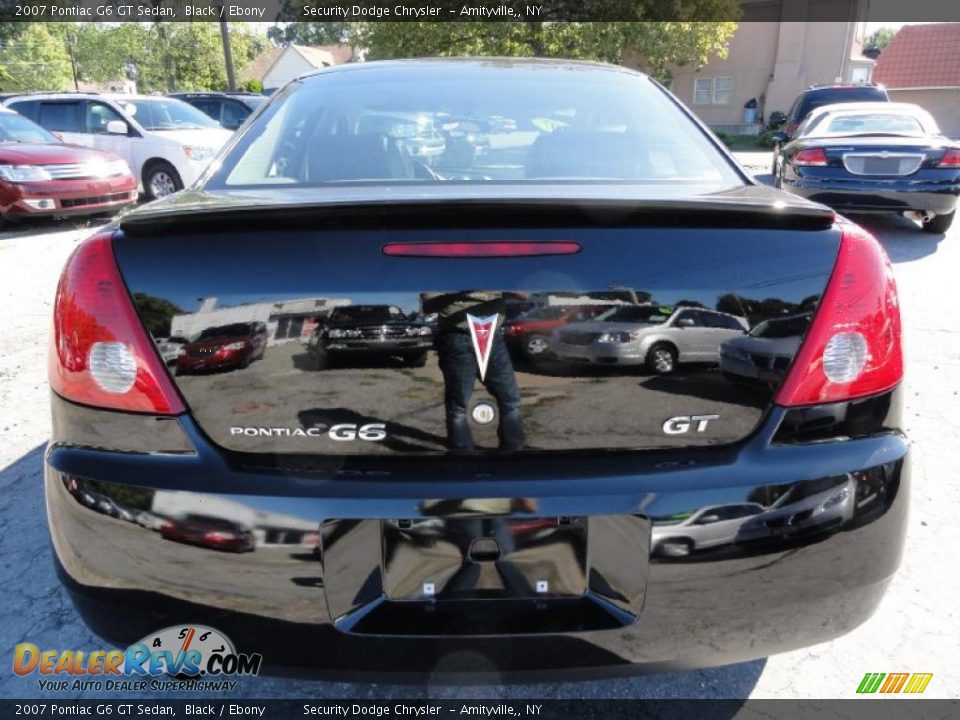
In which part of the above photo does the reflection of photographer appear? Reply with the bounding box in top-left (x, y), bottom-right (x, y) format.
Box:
top-left (423, 292), bottom-right (525, 452)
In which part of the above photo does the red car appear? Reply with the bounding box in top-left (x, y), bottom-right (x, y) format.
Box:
top-left (175, 321), bottom-right (268, 374)
top-left (0, 108), bottom-right (137, 223)
top-left (160, 514), bottom-right (256, 553)
top-left (504, 305), bottom-right (614, 357)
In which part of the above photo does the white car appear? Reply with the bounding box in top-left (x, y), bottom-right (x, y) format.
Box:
top-left (651, 503), bottom-right (766, 557)
top-left (2, 93), bottom-right (233, 199)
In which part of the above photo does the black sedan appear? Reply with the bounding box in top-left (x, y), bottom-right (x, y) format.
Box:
top-left (774, 102), bottom-right (959, 233)
top-left (46, 59), bottom-right (907, 678)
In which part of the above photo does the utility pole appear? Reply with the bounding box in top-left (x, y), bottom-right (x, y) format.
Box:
top-left (66, 32), bottom-right (79, 91)
top-left (218, 11), bottom-right (236, 91)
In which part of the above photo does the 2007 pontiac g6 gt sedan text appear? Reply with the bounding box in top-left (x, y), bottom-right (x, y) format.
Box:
top-left (46, 59), bottom-right (907, 679)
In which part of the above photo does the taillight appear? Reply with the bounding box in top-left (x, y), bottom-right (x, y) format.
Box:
top-left (792, 148), bottom-right (829, 167)
top-left (937, 148), bottom-right (960, 167)
top-left (49, 232), bottom-right (184, 414)
top-left (776, 222), bottom-right (902, 407)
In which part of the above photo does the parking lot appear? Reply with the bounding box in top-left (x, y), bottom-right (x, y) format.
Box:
top-left (1, 164), bottom-right (957, 698)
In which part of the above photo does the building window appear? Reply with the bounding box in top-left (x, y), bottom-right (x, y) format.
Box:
top-left (694, 77), bottom-right (732, 105)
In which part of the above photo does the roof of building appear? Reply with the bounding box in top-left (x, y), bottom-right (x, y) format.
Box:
top-left (873, 23), bottom-right (960, 89)
top-left (239, 45), bottom-right (284, 84)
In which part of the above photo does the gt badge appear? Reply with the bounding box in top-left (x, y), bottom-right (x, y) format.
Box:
top-left (466, 313), bottom-right (499, 381)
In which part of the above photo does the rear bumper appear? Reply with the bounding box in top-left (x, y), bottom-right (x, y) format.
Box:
top-left (551, 341), bottom-right (644, 365)
top-left (45, 397), bottom-right (908, 679)
top-left (783, 175), bottom-right (960, 214)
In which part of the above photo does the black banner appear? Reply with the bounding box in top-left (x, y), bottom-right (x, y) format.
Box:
top-left (1, 0), bottom-right (959, 23)
top-left (2, 700), bottom-right (960, 719)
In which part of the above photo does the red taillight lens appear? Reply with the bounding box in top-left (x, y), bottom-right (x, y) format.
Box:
top-left (937, 148), bottom-right (960, 167)
top-left (792, 148), bottom-right (829, 167)
top-left (49, 232), bottom-right (184, 414)
top-left (776, 222), bottom-right (902, 407)
top-left (383, 242), bottom-right (581, 258)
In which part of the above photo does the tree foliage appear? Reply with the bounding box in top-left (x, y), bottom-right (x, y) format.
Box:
top-left (865, 27), bottom-right (896, 51)
top-left (0, 22), bottom-right (266, 93)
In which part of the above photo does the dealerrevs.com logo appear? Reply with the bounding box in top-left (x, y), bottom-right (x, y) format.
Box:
top-left (13, 625), bottom-right (262, 692)
top-left (857, 672), bottom-right (934, 694)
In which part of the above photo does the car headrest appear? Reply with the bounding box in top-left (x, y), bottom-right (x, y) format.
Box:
top-left (308, 133), bottom-right (413, 182)
top-left (526, 130), bottom-right (643, 180)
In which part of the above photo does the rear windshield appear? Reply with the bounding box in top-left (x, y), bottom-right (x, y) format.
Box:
top-left (801, 88), bottom-right (885, 118)
top-left (807, 113), bottom-right (927, 138)
top-left (211, 64), bottom-right (741, 189)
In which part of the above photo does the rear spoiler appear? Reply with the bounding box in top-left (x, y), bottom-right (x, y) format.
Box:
top-left (121, 195), bottom-right (836, 237)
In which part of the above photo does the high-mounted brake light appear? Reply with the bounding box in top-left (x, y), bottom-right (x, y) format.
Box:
top-left (937, 148), bottom-right (960, 167)
top-left (49, 232), bottom-right (184, 414)
top-left (383, 242), bottom-right (581, 258)
top-left (776, 222), bottom-right (902, 407)
top-left (793, 148), bottom-right (829, 167)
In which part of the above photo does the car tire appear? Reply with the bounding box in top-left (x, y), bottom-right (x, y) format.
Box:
top-left (144, 161), bottom-right (183, 201)
top-left (646, 342), bottom-right (677, 375)
top-left (311, 349), bottom-right (330, 371)
top-left (659, 539), bottom-right (693, 558)
top-left (523, 334), bottom-right (550, 357)
top-left (922, 210), bottom-right (955, 234)
top-left (406, 351), bottom-right (428, 368)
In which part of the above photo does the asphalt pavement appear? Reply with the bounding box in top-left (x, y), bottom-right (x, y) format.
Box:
top-left (1, 164), bottom-right (956, 698)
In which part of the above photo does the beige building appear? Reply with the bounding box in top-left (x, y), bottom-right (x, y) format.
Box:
top-left (646, 0), bottom-right (875, 132)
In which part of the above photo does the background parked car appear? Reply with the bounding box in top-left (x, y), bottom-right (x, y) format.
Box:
top-left (772, 83), bottom-right (889, 174)
top-left (2, 93), bottom-right (232, 200)
top-left (169, 91), bottom-right (267, 130)
top-left (0, 107), bottom-right (136, 224)
top-left (552, 305), bottom-right (748, 374)
top-left (774, 103), bottom-right (959, 233)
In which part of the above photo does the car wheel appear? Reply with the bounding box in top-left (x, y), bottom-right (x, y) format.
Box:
top-left (646, 343), bottom-right (677, 375)
top-left (922, 210), bottom-right (955, 234)
top-left (659, 539), bottom-right (693, 558)
top-left (144, 162), bottom-right (183, 201)
top-left (406, 351), bottom-right (428, 368)
top-left (524, 334), bottom-right (550, 357)
top-left (311, 349), bottom-right (330, 371)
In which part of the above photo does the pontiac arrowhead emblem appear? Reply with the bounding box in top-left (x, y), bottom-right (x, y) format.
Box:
top-left (466, 313), bottom-right (499, 381)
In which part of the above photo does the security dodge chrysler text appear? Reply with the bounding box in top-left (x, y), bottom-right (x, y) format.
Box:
top-left (46, 60), bottom-right (907, 678)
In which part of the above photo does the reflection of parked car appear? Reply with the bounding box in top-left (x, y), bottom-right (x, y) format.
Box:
top-left (552, 306), bottom-right (747, 374)
top-left (135, 511), bottom-right (168, 531)
top-left (160, 514), bottom-right (256, 553)
top-left (774, 103), bottom-right (959, 233)
top-left (720, 313), bottom-right (812, 384)
top-left (738, 476), bottom-right (856, 543)
top-left (0, 107), bottom-right (136, 223)
top-left (505, 305), bottom-right (613, 357)
top-left (651, 504), bottom-right (765, 557)
top-left (356, 113), bottom-right (445, 161)
top-left (306, 305), bottom-right (433, 370)
top-left (175, 322), bottom-right (267, 374)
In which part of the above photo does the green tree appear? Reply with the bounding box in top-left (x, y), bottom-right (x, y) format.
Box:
top-left (865, 27), bottom-right (896, 51)
top-left (0, 23), bottom-right (73, 92)
top-left (132, 293), bottom-right (185, 338)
